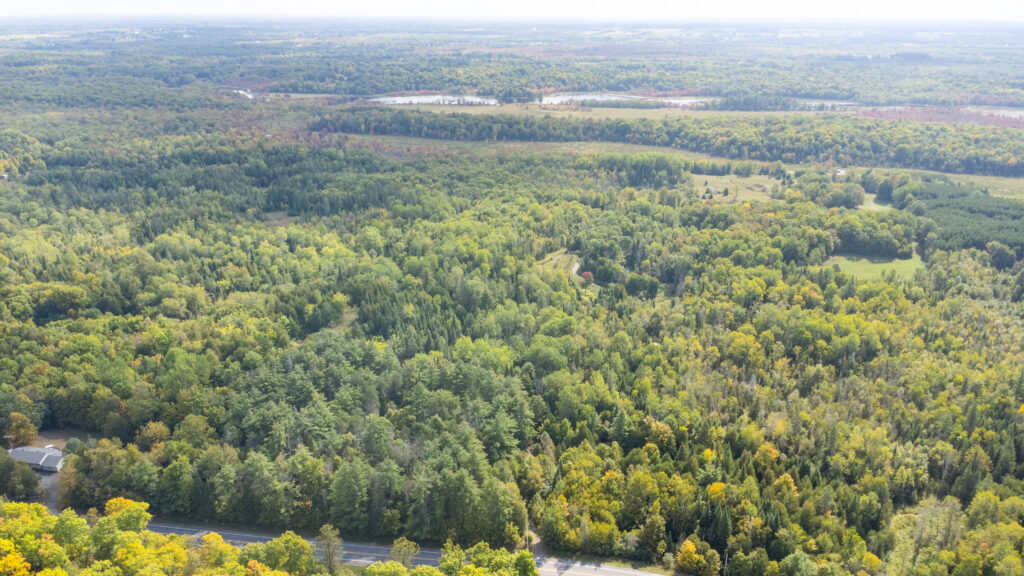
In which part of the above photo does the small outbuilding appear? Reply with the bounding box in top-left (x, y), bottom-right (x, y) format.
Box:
top-left (8, 446), bottom-right (65, 472)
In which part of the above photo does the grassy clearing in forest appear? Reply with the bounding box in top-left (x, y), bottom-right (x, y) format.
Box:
top-left (31, 428), bottom-right (87, 450)
top-left (944, 173), bottom-right (1024, 201)
top-left (374, 102), bottom-right (817, 121)
top-left (343, 133), bottom-right (727, 160)
top-left (846, 168), bottom-right (1024, 202)
top-left (345, 134), bottom-right (1024, 207)
top-left (539, 249), bottom-right (601, 296)
top-left (858, 193), bottom-right (892, 211)
top-left (696, 173), bottom-right (776, 203)
top-left (824, 254), bottom-right (924, 281)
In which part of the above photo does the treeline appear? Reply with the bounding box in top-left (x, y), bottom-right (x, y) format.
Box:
top-left (59, 333), bottom-right (530, 547)
top-left (698, 96), bottom-right (801, 111)
top-left (0, 498), bottom-right (540, 576)
top-left (0, 499), bottom-right (327, 576)
top-left (311, 108), bottom-right (1024, 177)
top-left (883, 176), bottom-right (1024, 254)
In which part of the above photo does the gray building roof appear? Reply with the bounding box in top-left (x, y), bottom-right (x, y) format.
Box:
top-left (8, 446), bottom-right (64, 470)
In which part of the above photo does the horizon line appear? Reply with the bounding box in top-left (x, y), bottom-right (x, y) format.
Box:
top-left (3, 15), bottom-right (1024, 26)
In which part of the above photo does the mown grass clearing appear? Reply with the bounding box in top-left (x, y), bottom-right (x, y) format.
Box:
top-left (824, 254), bottom-right (924, 281)
top-left (858, 193), bottom-right (892, 211)
top-left (32, 428), bottom-right (87, 450)
top-left (697, 174), bottom-right (776, 203)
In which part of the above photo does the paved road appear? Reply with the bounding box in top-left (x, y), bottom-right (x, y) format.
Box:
top-left (146, 522), bottom-right (662, 576)
top-left (37, 472), bottom-right (60, 512)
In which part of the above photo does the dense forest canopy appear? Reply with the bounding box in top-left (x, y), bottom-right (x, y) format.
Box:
top-left (0, 19), bottom-right (1023, 576)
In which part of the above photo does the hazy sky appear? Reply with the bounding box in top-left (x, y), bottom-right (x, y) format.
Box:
top-left (5, 0), bottom-right (1024, 22)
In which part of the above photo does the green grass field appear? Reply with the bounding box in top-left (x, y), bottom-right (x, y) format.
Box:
top-left (823, 254), bottom-right (924, 281)
top-left (943, 173), bottom-right (1024, 201)
top-left (343, 133), bottom-right (731, 160)
top-left (858, 193), bottom-right (892, 211)
top-left (385, 102), bottom-right (816, 121)
top-left (697, 174), bottom-right (776, 203)
top-left (843, 168), bottom-right (1024, 202)
top-left (348, 135), bottom-right (782, 204)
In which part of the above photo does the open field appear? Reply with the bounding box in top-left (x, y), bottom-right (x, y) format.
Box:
top-left (698, 173), bottom-right (776, 203)
top-left (31, 428), bottom-right (87, 450)
top-left (344, 107), bottom-right (1024, 199)
top-left (852, 167), bottom-right (1024, 201)
top-left (941, 173), bottom-right (1024, 201)
top-left (823, 254), bottom-right (925, 281)
top-left (267, 92), bottom-right (347, 100)
top-left (348, 134), bottom-right (780, 203)
top-left (347, 134), bottom-right (1024, 210)
top-left (859, 193), bottom-right (892, 211)
top-left (347, 134), bottom-right (1024, 204)
top-left (343, 133), bottom-right (729, 161)
top-left (374, 102), bottom-right (819, 121)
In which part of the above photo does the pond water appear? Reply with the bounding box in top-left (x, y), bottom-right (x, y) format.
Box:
top-left (658, 97), bottom-right (713, 106)
top-left (967, 106), bottom-right (1024, 119)
top-left (796, 99), bottom-right (858, 108)
top-left (542, 93), bottom-right (643, 104)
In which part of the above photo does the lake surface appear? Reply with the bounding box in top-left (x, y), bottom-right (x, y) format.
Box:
top-left (796, 99), bottom-right (858, 108)
top-left (657, 97), bottom-right (713, 106)
top-left (967, 106), bottom-right (1024, 119)
top-left (542, 93), bottom-right (643, 104)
